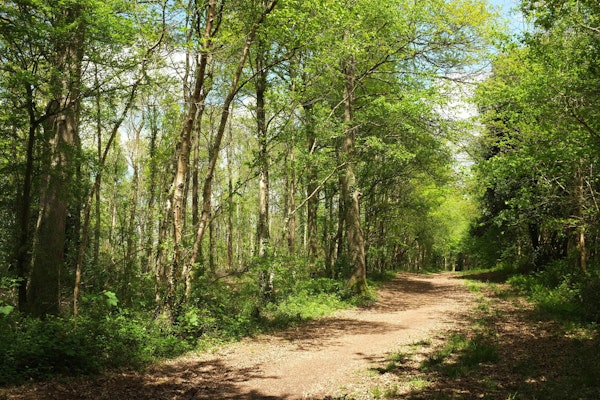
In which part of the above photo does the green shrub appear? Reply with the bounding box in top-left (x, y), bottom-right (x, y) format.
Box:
top-left (507, 260), bottom-right (600, 321)
top-left (0, 309), bottom-right (192, 386)
top-left (265, 291), bottom-right (346, 323)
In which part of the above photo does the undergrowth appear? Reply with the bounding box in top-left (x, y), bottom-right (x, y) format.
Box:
top-left (0, 259), bottom-right (390, 387)
top-left (506, 260), bottom-right (600, 323)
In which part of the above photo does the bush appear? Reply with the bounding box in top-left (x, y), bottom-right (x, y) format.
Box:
top-left (507, 260), bottom-right (600, 322)
top-left (0, 310), bottom-right (192, 386)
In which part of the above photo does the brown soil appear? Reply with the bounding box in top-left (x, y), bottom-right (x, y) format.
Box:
top-left (1, 273), bottom-right (476, 400)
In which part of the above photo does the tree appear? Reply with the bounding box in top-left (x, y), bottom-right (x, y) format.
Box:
top-left (472, 0), bottom-right (600, 272)
top-left (27, 1), bottom-right (86, 317)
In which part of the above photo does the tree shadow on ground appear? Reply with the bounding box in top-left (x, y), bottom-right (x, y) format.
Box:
top-left (269, 273), bottom-right (465, 348)
top-left (368, 286), bottom-right (600, 400)
top-left (1, 358), bottom-right (288, 400)
top-left (269, 318), bottom-right (406, 350)
top-left (365, 273), bottom-right (468, 313)
top-left (1, 273), bottom-right (471, 400)
top-left (453, 269), bottom-right (512, 284)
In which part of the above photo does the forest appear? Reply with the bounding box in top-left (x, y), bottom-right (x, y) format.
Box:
top-left (1, 0), bottom-right (599, 395)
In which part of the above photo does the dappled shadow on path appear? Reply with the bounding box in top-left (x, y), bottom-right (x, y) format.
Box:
top-left (269, 273), bottom-right (465, 349)
top-left (366, 273), bottom-right (466, 313)
top-left (367, 287), bottom-right (600, 400)
top-left (270, 318), bottom-right (405, 351)
top-left (2, 358), bottom-right (289, 400)
top-left (453, 269), bottom-right (511, 284)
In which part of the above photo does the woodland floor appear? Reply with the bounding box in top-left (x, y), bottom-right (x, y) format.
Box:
top-left (2, 272), bottom-right (599, 399)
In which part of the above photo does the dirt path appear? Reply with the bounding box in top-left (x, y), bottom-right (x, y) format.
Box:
top-left (4, 273), bottom-right (475, 400)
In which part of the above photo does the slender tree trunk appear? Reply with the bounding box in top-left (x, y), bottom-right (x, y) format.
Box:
top-left (209, 212), bottom-right (216, 272)
top-left (255, 37), bottom-right (272, 301)
top-left (255, 44), bottom-right (270, 260)
top-left (192, 115), bottom-right (201, 228)
top-left (303, 103), bottom-right (319, 258)
top-left (110, 162), bottom-right (118, 245)
top-left (285, 139), bottom-right (296, 254)
top-left (142, 106), bottom-right (159, 274)
top-left (227, 115), bottom-right (234, 270)
top-left (93, 69), bottom-right (102, 269)
top-left (335, 174), bottom-right (345, 265)
top-left (341, 55), bottom-right (367, 295)
top-left (324, 185), bottom-right (336, 277)
top-left (575, 162), bottom-right (587, 273)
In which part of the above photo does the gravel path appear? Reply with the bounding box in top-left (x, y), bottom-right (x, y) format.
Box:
top-left (4, 273), bottom-right (475, 400)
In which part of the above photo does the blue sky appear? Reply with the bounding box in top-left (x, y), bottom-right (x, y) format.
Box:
top-left (489, 0), bottom-right (527, 33)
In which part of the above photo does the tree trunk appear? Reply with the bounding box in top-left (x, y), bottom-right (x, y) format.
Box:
top-left (341, 55), bottom-right (367, 295)
top-left (28, 5), bottom-right (84, 317)
top-left (192, 112), bottom-right (202, 228)
top-left (227, 115), bottom-right (235, 270)
top-left (15, 83), bottom-right (39, 311)
top-left (303, 103), bottom-right (319, 259)
top-left (93, 69), bottom-right (102, 269)
top-left (324, 184), bottom-right (337, 277)
top-left (256, 51), bottom-right (270, 259)
top-left (142, 106), bottom-right (159, 274)
top-left (123, 118), bottom-right (143, 303)
top-left (335, 177), bottom-right (345, 269)
top-left (285, 139), bottom-right (296, 254)
top-left (255, 31), bottom-right (273, 301)
top-left (575, 162), bottom-right (587, 273)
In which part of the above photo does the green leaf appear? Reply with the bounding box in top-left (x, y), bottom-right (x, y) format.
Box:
top-left (103, 291), bottom-right (119, 308)
top-left (0, 305), bottom-right (14, 316)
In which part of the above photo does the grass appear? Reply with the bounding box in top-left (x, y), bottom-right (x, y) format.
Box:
top-left (410, 339), bottom-right (431, 347)
top-left (373, 351), bottom-right (408, 374)
top-left (420, 332), bottom-right (498, 377)
top-left (406, 377), bottom-right (430, 391)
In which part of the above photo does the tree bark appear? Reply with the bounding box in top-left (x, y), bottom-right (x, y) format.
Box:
top-left (255, 32), bottom-right (273, 301)
top-left (255, 41), bottom-right (270, 259)
top-left (14, 83), bottom-right (41, 311)
top-left (303, 103), bottom-right (319, 259)
top-left (285, 139), bottom-right (297, 254)
top-left (28, 4), bottom-right (84, 317)
top-left (323, 184), bottom-right (334, 276)
top-left (227, 114), bottom-right (235, 270)
top-left (341, 55), bottom-right (367, 295)
top-left (142, 106), bottom-right (159, 274)
top-left (575, 162), bottom-right (587, 273)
